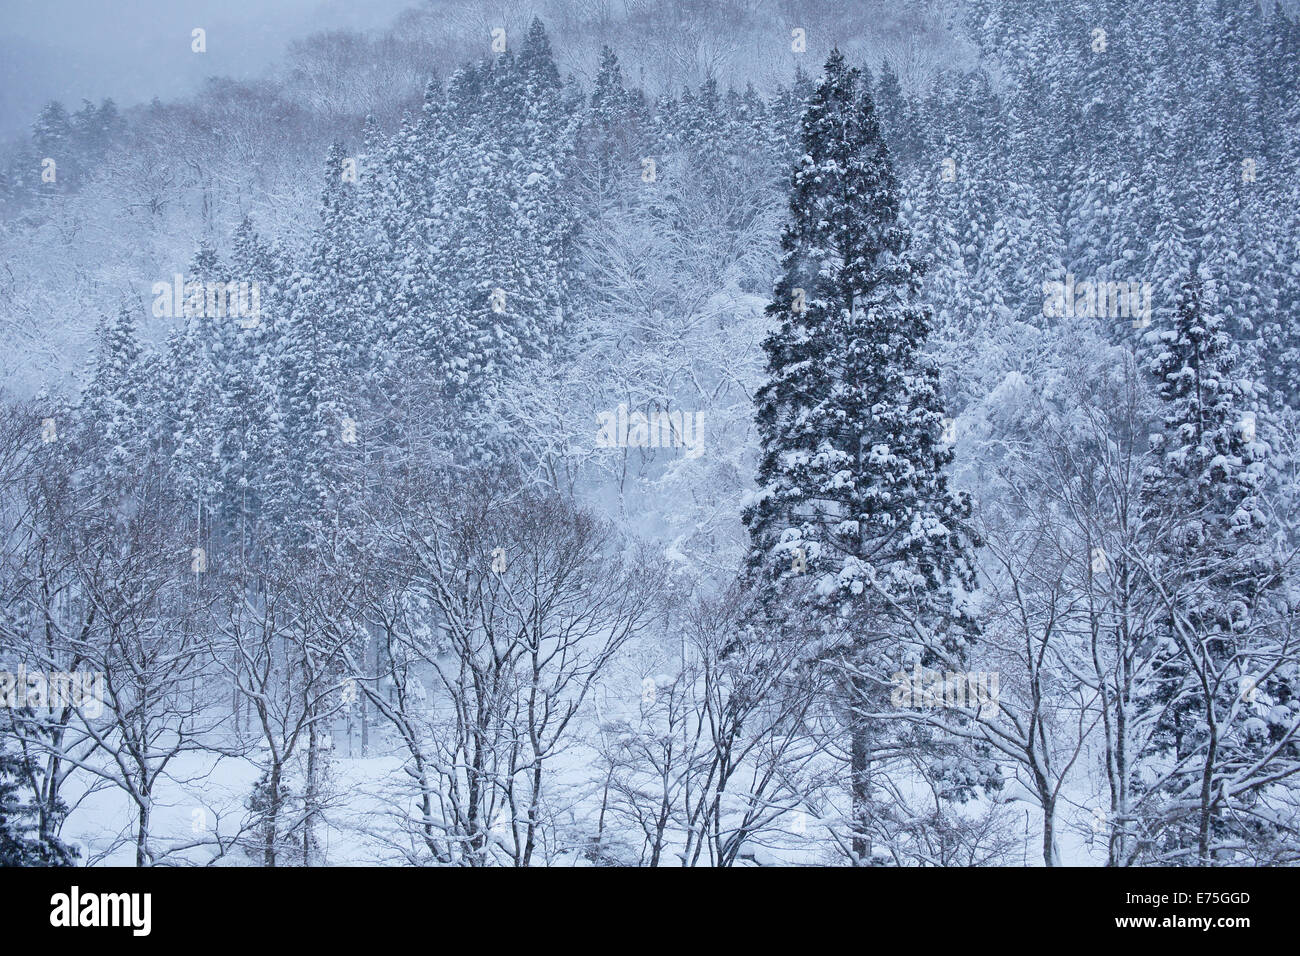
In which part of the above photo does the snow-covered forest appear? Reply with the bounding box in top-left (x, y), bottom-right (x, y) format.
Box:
top-left (2, 0), bottom-right (1299, 867)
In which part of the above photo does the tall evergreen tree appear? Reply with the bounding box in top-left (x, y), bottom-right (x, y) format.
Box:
top-left (267, 144), bottom-right (360, 545)
top-left (1145, 259), bottom-right (1265, 539)
top-left (1139, 257), bottom-right (1281, 862)
top-left (157, 239), bottom-right (228, 560)
top-left (221, 216), bottom-right (281, 554)
top-left (743, 50), bottom-right (980, 865)
top-left (79, 304), bottom-right (146, 489)
top-left (576, 47), bottom-right (652, 199)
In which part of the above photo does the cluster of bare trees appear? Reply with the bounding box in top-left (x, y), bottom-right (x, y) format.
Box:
top-left (0, 391), bottom-right (849, 866)
top-left (928, 340), bottom-right (1300, 866)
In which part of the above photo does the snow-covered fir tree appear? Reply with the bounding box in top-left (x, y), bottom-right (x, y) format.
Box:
top-left (743, 50), bottom-right (982, 865)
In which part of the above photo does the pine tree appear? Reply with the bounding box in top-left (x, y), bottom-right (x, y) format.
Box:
top-left (221, 216), bottom-right (280, 553)
top-left (31, 101), bottom-right (72, 194)
top-left (79, 304), bottom-right (146, 489)
top-left (510, 18), bottom-right (576, 350)
top-left (0, 745), bottom-right (77, 866)
top-left (156, 239), bottom-right (230, 566)
top-left (385, 79), bottom-right (460, 370)
top-left (266, 144), bottom-right (365, 546)
top-left (769, 65), bottom-right (815, 170)
top-left (1139, 257), bottom-right (1278, 862)
top-left (577, 47), bottom-right (652, 199)
top-left (875, 60), bottom-right (920, 169)
top-left (743, 50), bottom-right (980, 865)
top-left (1145, 259), bottom-right (1264, 536)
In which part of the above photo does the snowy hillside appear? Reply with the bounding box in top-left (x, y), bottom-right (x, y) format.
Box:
top-left (2, 0), bottom-right (1299, 869)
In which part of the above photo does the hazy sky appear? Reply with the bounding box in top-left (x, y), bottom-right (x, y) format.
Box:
top-left (0, 0), bottom-right (416, 140)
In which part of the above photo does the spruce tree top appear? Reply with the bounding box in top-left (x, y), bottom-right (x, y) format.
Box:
top-left (745, 50), bottom-right (977, 651)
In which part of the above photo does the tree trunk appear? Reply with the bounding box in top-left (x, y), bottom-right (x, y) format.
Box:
top-left (265, 762), bottom-right (282, 868)
top-left (1042, 798), bottom-right (1059, 867)
top-left (850, 673), bottom-right (872, 865)
top-left (135, 789), bottom-right (151, 867)
top-left (304, 723), bottom-right (318, 865)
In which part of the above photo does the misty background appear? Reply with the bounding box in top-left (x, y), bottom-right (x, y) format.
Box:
top-left (0, 0), bottom-right (416, 140)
